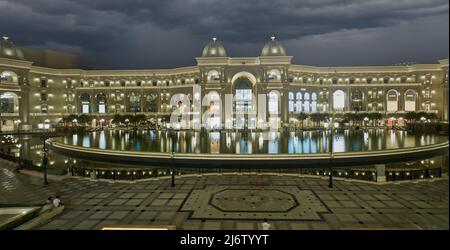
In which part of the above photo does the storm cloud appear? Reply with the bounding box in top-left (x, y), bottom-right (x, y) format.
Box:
top-left (0, 0), bottom-right (448, 69)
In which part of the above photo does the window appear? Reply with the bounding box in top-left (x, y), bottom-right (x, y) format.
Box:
top-left (288, 92), bottom-right (294, 113)
top-left (105, 81), bottom-right (110, 87)
top-left (129, 93), bottom-right (141, 112)
top-left (208, 70), bottom-right (220, 81)
top-left (367, 78), bottom-right (372, 84)
top-left (303, 93), bottom-right (310, 112)
top-left (40, 79), bottom-right (47, 88)
top-left (333, 90), bottom-right (345, 110)
top-left (96, 93), bottom-right (107, 113)
top-left (80, 93), bottom-right (90, 114)
top-left (349, 78), bottom-right (355, 84)
top-left (0, 92), bottom-right (19, 113)
top-left (383, 78), bottom-right (389, 84)
top-left (404, 90), bottom-right (416, 111)
top-left (295, 92), bottom-right (302, 113)
top-left (386, 90), bottom-right (399, 112)
top-left (136, 81), bottom-right (142, 87)
top-left (41, 105), bottom-right (48, 113)
top-left (268, 91), bottom-right (278, 114)
top-left (332, 79), bottom-right (337, 85)
top-left (311, 93), bottom-right (317, 112)
top-left (40, 93), bottom-right (48, 101)
top-left (120, 81), bottom-right (126, 87)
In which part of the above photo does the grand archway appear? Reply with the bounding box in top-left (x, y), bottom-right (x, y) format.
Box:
top-left (232, 72), bottom-right (256, 129)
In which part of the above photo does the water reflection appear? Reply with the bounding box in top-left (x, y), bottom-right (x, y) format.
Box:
top-left (56, 129), bottom-right (448, 155)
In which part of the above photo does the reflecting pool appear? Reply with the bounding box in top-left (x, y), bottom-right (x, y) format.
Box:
top-left (58, 129), bottom-right (448, 154)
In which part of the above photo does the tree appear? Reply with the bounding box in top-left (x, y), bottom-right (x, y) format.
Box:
top-left (368, 112), bottom-right (383, 126)
top-left (297, 112), bottom-right (309, 130)
top-left (404, 112), bottom-right (417, 124)
top-left (425, 113), bottom-right (438, 121)
top-left (344, 113), bottom-right (357, 125)
top-left (112, 114), bottom-right (124, 125)
top-left (132, 114), bottom-right (147, 126)
top-left (310, 113), bottom-right (328, 128)
top-left (77, 114), bottom-right (91, 126)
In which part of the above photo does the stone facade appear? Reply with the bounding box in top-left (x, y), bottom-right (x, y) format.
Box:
top-left (0, 37), bottom-right (448, 131)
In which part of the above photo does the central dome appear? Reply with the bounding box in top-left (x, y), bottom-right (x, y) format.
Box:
top-left (261, 36), bottom-right (286, 56)
top-left (0, 36), bottom-right (25, 60)
top-left (202, 37), bottom-right (227, 57)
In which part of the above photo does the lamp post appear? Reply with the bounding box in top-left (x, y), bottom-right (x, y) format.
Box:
top-left (328, 114), bottom-right (337, 189)
top-left (170, 128), bottom-right (176, 187)
top-left (40, 130), bottom-right (58, 186)
top-left (0, 100), bottom-right (4, 134)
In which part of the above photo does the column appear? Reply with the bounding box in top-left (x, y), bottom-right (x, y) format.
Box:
top-left (19, 87), bottom-right (32, 131)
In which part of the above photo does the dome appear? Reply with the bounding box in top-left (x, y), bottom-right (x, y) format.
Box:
top-left (0, 36), bottom-right (25, 60)
top-left (261, 36), bottom-right (286, 56)
top-left (202, 37), bottom-right (227, 57)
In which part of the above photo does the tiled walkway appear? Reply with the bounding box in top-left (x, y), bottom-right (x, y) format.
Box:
top-left (1, 163), bottom-right (448, 230)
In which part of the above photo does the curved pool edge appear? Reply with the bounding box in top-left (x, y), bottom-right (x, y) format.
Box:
top-left (46, 139), bottom-right (449, 168)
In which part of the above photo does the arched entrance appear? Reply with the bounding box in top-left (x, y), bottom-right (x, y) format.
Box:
top-left (232, 72), bottom-right (257, 129)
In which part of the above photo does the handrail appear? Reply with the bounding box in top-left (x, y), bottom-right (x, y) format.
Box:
top-left (47, 138), bottom-right (448, 161)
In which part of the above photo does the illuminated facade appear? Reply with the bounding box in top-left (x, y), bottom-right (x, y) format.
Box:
top-left (0, 36), bottom-right (448, 131)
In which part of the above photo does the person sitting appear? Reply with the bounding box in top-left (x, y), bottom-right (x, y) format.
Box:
top-left (53, 196), bottom-right (62, 208)
top-left (42, 196), bottom-right (54, 212)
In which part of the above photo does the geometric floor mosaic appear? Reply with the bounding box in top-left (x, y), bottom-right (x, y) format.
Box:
top-left (180, 186), bottom-right (330, 220)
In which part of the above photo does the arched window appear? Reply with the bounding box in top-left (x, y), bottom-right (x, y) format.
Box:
top-left (0, 71), bottom-right (19, 83)
top-left (295, 92), bottom-right (302, 112)
top-left (207, 70), bottom-right (220, 81)
top-left (303, 92), bottom-right (310, 112)
top-left (80, 93), bottom-right (90, 114)
top-left (351, 90), bottom-right (363, 111)
top-left (311, 92), bottom-right (317, 112)
top-left (129, 92), bottom-right (141, 112)
top-left (146, 93), bottom-right (158, 112)
top-left (404, 89), bottom-right (417, 111)
top-left (96, 93), bottom-right (107, 113)
top-left (267, 69), bottom-right (281, 81)
top-left (288, 92), bottom-right (294, 113)
top-left (386, 90), bottom-right (399, 112)
top-left (234, 77), bottom-right (253, 113)
top-left (0, 92), bottom-right (19, 113)
top-left (333, 90), bottom-right (345, 110)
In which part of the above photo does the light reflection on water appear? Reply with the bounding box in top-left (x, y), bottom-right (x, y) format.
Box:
top-left (56, 128), bottom-right (447, 155)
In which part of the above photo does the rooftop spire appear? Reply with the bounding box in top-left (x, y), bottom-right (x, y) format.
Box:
top-left (270, 36), bottom-right (276, 41)
top-left (212, 37), bottom-right (217, 42)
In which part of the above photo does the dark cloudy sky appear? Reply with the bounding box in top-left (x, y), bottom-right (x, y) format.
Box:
top-left (0, 0), bottom-right (448, 69)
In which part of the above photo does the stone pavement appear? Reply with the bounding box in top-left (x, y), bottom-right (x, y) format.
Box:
top-left (0, 164), bottom-right (448, 230)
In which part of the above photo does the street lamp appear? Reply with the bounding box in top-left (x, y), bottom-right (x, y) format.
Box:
top-left (40, 131), bottom-right (58, 186)
top-left (170, 128), bottom-right (177, 187)
top-left (328, 115), bottom-right (338, 188)
top-left (420, 116), bottom-right (426, 123)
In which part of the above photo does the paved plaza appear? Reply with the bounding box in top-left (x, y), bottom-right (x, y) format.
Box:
top-left (0, 162), bottom-right (448, 230)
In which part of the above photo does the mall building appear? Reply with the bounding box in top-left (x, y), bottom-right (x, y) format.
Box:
top-left (0, 36), bottom-right (448, 131)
